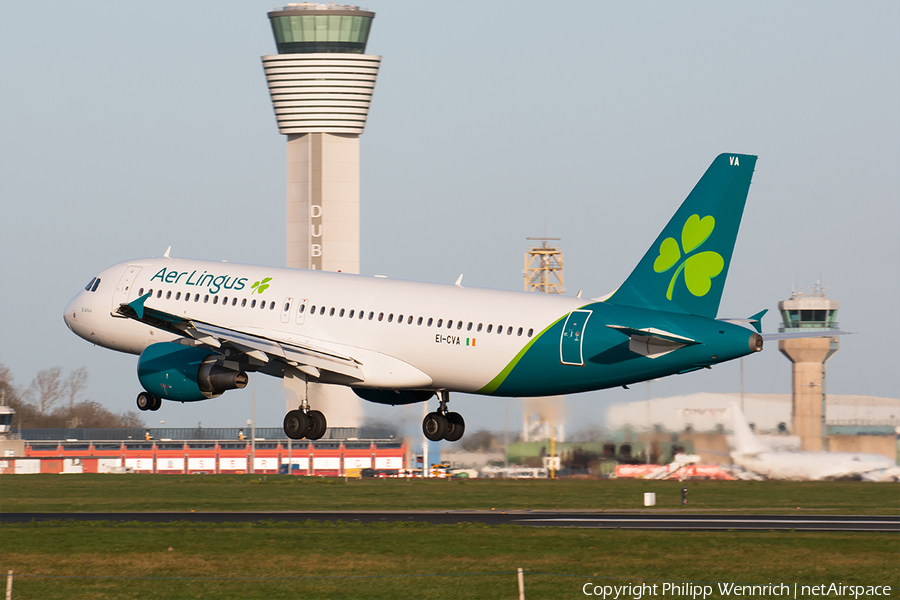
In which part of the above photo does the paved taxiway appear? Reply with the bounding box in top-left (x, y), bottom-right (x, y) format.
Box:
top-left (2, 512), bottom-right (896, 532)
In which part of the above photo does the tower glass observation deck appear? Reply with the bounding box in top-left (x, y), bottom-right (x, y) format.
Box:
top-left (268, 4), bottom-right (374, 54)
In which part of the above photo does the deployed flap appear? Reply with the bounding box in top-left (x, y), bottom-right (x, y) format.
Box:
top-left (607, 325), bottom-right (699, 359)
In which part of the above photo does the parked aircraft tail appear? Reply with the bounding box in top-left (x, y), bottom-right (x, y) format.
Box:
top-left (607, 153), bottom-right (757, 318)
top-left (729, 402), bottom-right (770, 456)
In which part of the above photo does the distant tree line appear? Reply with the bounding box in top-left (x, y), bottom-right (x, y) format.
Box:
top-left (0, 363), bottom-right (143, 429)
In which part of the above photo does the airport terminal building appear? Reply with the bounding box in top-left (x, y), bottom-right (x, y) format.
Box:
top-left (0, 427), bottom-right (406, 476)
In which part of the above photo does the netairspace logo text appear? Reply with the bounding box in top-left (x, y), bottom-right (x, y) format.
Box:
top-left (582, 582), bottom-right (895, 599)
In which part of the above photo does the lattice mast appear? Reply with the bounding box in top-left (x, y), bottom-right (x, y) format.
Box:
top-left (524, 237), bottom-right (564, 294)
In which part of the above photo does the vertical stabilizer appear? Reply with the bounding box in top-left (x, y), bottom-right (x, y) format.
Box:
top-left (730, 402), bottom-right (770, 456)
top-left (607, 154), bottom-right (757, 318)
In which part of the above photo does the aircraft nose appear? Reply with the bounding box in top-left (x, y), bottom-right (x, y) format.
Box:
top-left (64, 292), bottom-right (87, 332)
top-left (63, 296), bottom-right (78, 331)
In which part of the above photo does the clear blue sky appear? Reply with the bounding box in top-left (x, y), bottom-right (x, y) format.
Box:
top-left (1, 0), bottom-right (897, 436)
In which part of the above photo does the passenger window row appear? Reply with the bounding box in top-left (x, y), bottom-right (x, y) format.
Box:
top-left (137, 287), bottom-right (535, 338)
top-left (300, 303), bottom-right (534, 338)
top-left (138, 288), bottom-right (277, 311)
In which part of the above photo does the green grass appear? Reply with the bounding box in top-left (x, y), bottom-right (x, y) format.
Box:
top-left (1, 475), bottom-right (897, 599)
top-left (1, 474), bottom-right (898, 514)
top-left (1, 521), bottom-right (897, 600)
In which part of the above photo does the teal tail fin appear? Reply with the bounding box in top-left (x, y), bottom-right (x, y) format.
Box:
top-left (606, 153), bottom-right (757, 318)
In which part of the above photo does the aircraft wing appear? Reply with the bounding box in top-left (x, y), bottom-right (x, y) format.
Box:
top-left (116, 293), bottom-right (363, 381)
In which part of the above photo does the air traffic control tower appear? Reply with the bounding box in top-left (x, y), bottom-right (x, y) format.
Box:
top-left (778, 285), bottom-right (840, 452)
top-left (262, 3), bottom-right (380, 273)
top-left (261, 4), bottom-right (379, 427)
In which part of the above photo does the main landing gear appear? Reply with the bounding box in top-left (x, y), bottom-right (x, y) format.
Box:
top-left (136, 391), bottom-right (162, 412)
top-left (423, 390), bottom-right (465, 442)
top-left (283, 407), bottom-right (327, 441)
top-left (281, 368), bottom-right (328, 441)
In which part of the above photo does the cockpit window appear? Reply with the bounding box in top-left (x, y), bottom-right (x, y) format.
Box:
top-left (84, 278), bottom-right (96, 292)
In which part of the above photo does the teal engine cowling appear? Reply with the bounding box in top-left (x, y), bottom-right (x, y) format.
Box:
top-left (137, 342), bottom-right (248, 401)
top-left (352, 388), bottom-right (434, 406)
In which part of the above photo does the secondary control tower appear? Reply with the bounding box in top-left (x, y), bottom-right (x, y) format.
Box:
top-left (778, 284), bottom-right (840, 451)
top-left (262, 3), bottom-right (380, 273)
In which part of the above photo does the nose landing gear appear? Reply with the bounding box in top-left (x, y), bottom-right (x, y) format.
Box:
top-left (423, 390), bottom-right (465, 442)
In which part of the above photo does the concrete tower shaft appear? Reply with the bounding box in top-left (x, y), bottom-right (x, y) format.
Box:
top-left (779, 338), bottom-right (837, 452)
top-left (778, 287), bottom-right (840, 452)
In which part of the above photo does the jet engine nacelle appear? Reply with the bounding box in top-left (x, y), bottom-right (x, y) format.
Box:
top-left (352, 388), bottom-right (434, 406)
top-left (137, 342), bottom-right (248, 401)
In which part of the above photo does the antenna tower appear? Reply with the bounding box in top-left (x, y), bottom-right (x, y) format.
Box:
top-left (524, 237), bottom-right (564, 294)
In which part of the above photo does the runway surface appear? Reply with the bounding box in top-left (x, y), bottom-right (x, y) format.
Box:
top-left (2, 511), bottom-right (897, 532)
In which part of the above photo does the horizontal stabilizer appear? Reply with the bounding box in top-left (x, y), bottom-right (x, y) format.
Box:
top-left (718, 309), bottom-right (768, 333)
top-left (761, 330), bottom-right (852, 342)
top-left (607, 325), bottom-right (699, 359)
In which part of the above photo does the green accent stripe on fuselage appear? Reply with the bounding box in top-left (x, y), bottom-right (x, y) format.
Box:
top-left (477, 313), bottom-right (568, 395)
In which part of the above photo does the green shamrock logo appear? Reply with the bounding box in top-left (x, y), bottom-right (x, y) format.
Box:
top-left (250, 277), bottom-right (272, 295)
top-left (653, 214), bottom-right (724, 300)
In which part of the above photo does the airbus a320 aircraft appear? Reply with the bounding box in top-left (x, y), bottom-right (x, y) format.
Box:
top-left (66, 153), bottom-right (792, 442)
top-left (729, 403), bottom-right (900, 481)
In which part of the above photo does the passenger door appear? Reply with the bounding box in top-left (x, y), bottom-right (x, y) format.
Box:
top-left (111, 266), bottom-right (142, 315)
top-left (560, 310), bottom-right (591, 365)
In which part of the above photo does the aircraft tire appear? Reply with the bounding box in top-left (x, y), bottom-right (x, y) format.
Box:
top-left (444, 412), bottom-right (465, 442)
top-left (306, 410), bottom-right (327, 440)
top-left (149, 395), bottom-right (162, 411)
top-left (284, 410), bottom-right (309, 440)
top-left (136, 392), bottom-right (154, 412)
top-left (423, 412), bottom-right (448, 442)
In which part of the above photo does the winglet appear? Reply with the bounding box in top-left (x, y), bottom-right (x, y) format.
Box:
top-left (164, 246), bottom-right (172, 258)
top-left (123, 292), bottom-right (152, 320)
top-left (455, 274), bottom-right (464, 287)
top-left (748, 309), bottom-right (767, 333)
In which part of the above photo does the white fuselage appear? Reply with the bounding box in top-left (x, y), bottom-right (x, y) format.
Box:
top-left (64, 257), bottom-right (584, 394)
top-left (732, 451), bottom-right (899, 481)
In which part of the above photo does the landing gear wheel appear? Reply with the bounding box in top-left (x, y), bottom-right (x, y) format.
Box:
top-left (444, 412), bottom-right (465, 442)
top-left (149, 395), bottom-right (162, 411)
top-left (306, 410), bottom-right (327, 440)
top-left (284, 410), bottom-right (309, 440)
top-left (423, 412), bottom-right (448, 442)
top-left (136, 392), bottom-right (154, 412)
